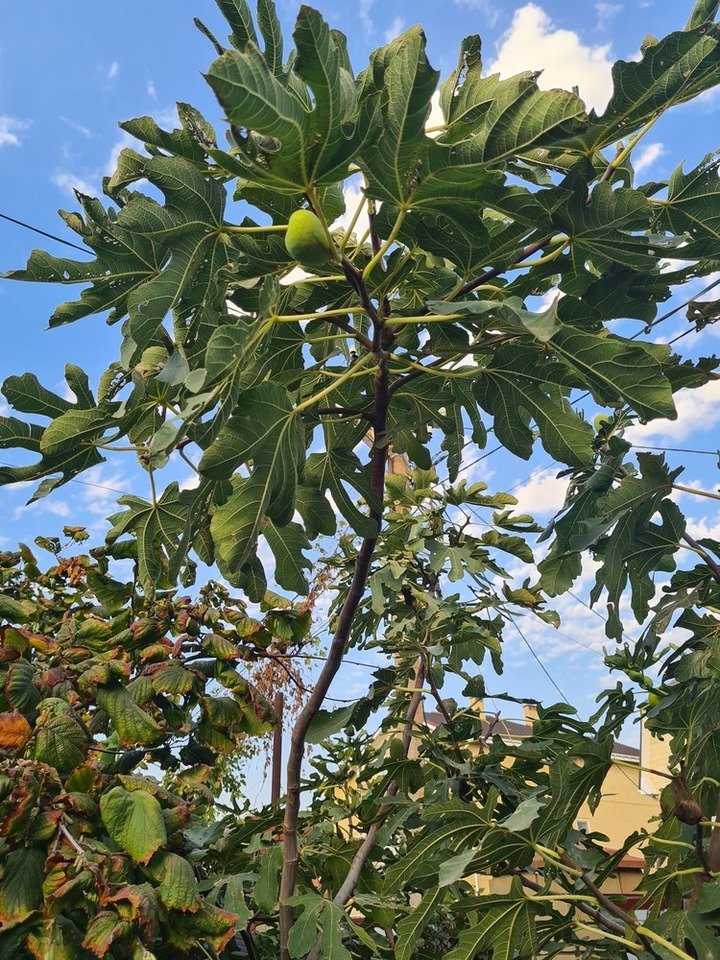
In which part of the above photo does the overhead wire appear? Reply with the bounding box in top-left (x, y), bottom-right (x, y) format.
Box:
top-left (508, 615), bottom-right (568, 701)
top-left (0, 460), bottom-right (131, 498)
top-left (0, 210), bottom-right (89, 254)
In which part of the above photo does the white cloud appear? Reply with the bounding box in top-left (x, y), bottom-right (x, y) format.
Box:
top-left (512, 466), bottom-right (569, 518)
top-left (595, 2), bottom-right (623, 30)
top-left (107, 61), bottom-right (119, 82)
top-left (60, 116), bottom-right (93, 139)
top-left (105, 130), bottom-right (136, 178)
top-left (51, 108), bottom-right (177, 199)
top-left (686, 513), bottom-right (720, 542)
top-left (81, 465), bottom-right (130, 517)
top-left (489, 4), bottom-right (614, 113)
top-left (51, 171), bottom-right (98, 198)
top-left (14, 498), bottom-right (71, 521)
top-left (633, 142), bottom-right (665, 175)
top-left (625, 379), bottom-right (720, 444)
top-left (0, 114), bottom-right (30, 147)
top-left (384, 16), bottom-right (406, 44)
top-left (147, 80), bottom-right (157, 100)
top-left (359, 0), bottom-right (375, 37)
top-left (179, 473), bottom-right (201, 491)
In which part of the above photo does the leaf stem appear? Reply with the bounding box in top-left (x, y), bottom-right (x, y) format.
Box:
top-left (611, 113), bottom-right (663, 171)
top-left (516, 238), bottom-right (568, 269)
top-left (362, 207), bottom-right (407, 279)
top-left (223, 224), bottom-right (288, 233)
top-left (532, 845), bottom-right (583, 877)
top-left (294, 355), bottom-right (374, 416)
top-left (348, 224), bottom-right (373, 261)
top-left (284, 273), bottom-right (346, 284)
top-left (673, 483), bottom-right (720, 503)
top-left (388, 355), bottom-right (476, 379)
top-left (611, 756), bottom-right (672, 780)
top-left (518, 873), bottom-right (625, 937)
top-left (385, 312), bottom-right (464, 325)
top-left (681, 530), bottom-right (720, 584)
top-left (96, 443), bottom-right (145, 452)
top-left (148, 465), bottom-right (158, 507)
top-left (177, 446), bottom-right (199, 476)
top-left (635, 925), bottom-right (695, 960)
top-left (339, 189), bottom-right (368, 252)
top-left (272, 307), bottom-right (363, 322)
top-left (574, 922), bottom-right (641, 953)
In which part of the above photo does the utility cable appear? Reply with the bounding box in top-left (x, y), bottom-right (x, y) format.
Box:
top-left (0, 211), bottom-right (89, 254)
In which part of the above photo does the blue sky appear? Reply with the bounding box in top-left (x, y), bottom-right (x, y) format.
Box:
top-left (1, 0), bottom-right (719, 731)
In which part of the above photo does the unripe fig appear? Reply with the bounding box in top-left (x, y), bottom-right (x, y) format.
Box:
top-left (284, 209), bottom-right (335, 266)
top-left (593, 414), bottom-right (612, 432)
top-left (134, 346), bottom-right (168, 379)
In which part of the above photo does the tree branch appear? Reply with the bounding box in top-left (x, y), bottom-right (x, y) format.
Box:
top-left (320, 312), bottom-right (373, 352)
top-left (682, 531), bottom-right (720, 584)
top-left (278, 536), bottom-right (380, 960)
top-left (517, 873), bottom-right (626, 937)
top-left (341, 255), bottom-right (381, 336)
top-left (305, 663), bottom-right (427, 960)
top-left (559, 851), bottom-right (663, 960)
top-left (452, 237), bottom-right (549, 299)
top-left (386, 334), bottom-right (516, 398)
top-left (278, 297), bottom-right (392, 960)
top-left (422, 650), bottom-right (475, 800)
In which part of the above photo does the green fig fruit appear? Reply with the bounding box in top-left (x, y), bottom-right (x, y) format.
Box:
top-left (284, 209), bottom-right (335, 266)
top-left (593, 414), bottom-right (612, 432)
top-left (134, 346), bottom-right (168, 379)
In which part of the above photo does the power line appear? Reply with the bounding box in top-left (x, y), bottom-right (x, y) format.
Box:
top-left (509, 615), bottom-right (568, 701)
top-left (509, 611), bottom-right (655, 796)
top-left (0, 211), bottom-right (89, 254)
top-left (637, 273), bottom-right (720, 337)
top-left (631, 444), bottom-right (720, 457)
top-left (0, 460), bottom-right (131, 498)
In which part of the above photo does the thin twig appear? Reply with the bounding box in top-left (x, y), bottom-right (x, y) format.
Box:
top-left (560, 851), bottom-right (663, 960)
top-left (341, 255), bottom-right (381, 334)
top-left (318, 310), bottom-right (373, 351)
top-left (452, 237), bottom-right (549, 299)
top-left (682, 531), bottom-right (720, 584)
top-left (305, 664), bottom-right (427, 960)
top-left (278, 268), bottom-right (392, 959)
top-left (517, 873), bottom-right (625, 937)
